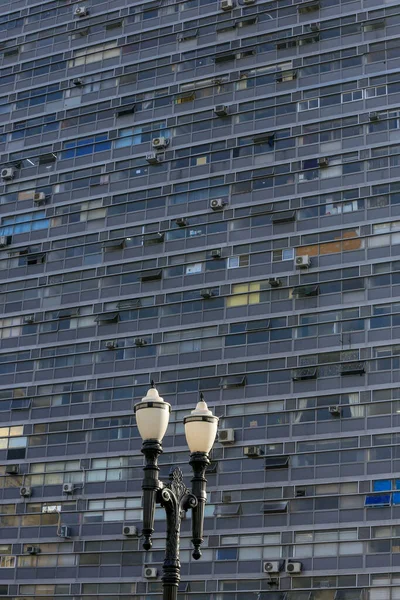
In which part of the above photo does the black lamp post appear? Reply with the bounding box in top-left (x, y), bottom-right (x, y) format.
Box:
top-left (134, 383), bottom-right (218, 600)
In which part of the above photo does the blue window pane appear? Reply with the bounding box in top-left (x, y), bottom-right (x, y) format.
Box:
top-left (365, 494), bottom-right (391, 507)
top-left (216, 548), bottom-right (238, 560)
top-left (76, 145), bottom-right (93, 156)
top-left (393, 493), bottom-right (400, 505)
top-left (373, 480), bottom-right (392, 492)
top-left (396, 480), bottom-right (400, 490)
top-left (94, 141), bottom-right (111, 152)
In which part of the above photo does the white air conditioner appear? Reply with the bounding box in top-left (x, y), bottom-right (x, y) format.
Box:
top-left (134, 338), bottom-right (147, 347)
top-left (263, 561), bottom-right (282, 574)
top-left (62, 483), bottom-right (74, 494)
top-left (286, 560), bottom-right (302, 574)
top-left (74, 6), bottom-right (88, 16)
top-left (152, 137), bottom-right (169, 150)
top-left (27, 545), bottom-right (40, 555)
top-left (33, 192), bottom-right (46, 205)
top-left (1, 168), bottom-right (15, 181)
top-left (318, 157), bottom-right (329, 167)
top-left (123, 525), bottom-right (138, 536)
top-left (218, 428), bottom-right (235, 443)
top-left (244, 446), bottom-right (262, 457)
top-left (23, 315), bottom-right (34, 324)
top-left (144, 567), bottom-right (158, 579)
top-left (211, 249), bottom-right (222, 259)
top-left (60, 525), bottom-right (70, 538)
top-left (20, 486), bottom-right (32, 497)
top-left (329, 405), bottom-right (341, 416)
top-left (295, 255), bottom-right (310, 269)
top-left (146, 152), bottom-right (161, 164)
top-left (220, 0), bottom-right (234, 10)
top-left (210, 198), bottom-right (226, 211)
top-left (105, 340), bottom-right (118, 350)
top-left (369, 112), bottom-right (379, 121)
top-left (214, 104), bottom-right (228, 116)
top-left (0, 236), bottom-right (9, 248)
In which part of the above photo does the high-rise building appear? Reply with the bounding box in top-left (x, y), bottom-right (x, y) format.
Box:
top-left (0, 0), bottom-right (397, 597)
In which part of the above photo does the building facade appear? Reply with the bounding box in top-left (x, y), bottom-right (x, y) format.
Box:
top-left (0, 0), bottom-right (397, 597)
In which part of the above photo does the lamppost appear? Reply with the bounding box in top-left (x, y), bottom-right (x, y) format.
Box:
top-left (134, 383), bottom-right (219, 600)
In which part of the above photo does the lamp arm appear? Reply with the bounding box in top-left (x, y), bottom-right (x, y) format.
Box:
top-left (141, 440), bottom-right (163, 550)
top-left (189, 452), bottom-right (210, 560)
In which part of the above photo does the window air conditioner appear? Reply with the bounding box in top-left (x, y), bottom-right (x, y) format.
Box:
top-left (5, 464), bottom-right (19, 475)
top-left (218, 428), bottom-right (235, 443)
top-left (144, 567), bottom-right (158, 579)
top-left (20, 486), bottom-right (32, 497)
top-left (146, 152), bottom-right (161, 164)
top-left (264, 561), bottom-right (283, 574)
top-left (214, 104), bottom-right (228, 116)
top-left (200, 288), bottom-right (212, 299)
top-left (74, 6), bottom-right (88, 16)
top-left (329, 405), bottom-right (341, 416)
top-left (244, 446), bottom-right (262, 457)
top-left (72, 78), bottom-right (83, 86)
top-left (105, 340), bottom-right (118, 350)
top-left (369, 112), bottom-right (379, 121)
top-left (60, 526), bottom-right (70, 538)
top-left (211, 249), bottom-right (222, 259)
top-left (33, 192), bottom-right (47, 205)
top-left (0, 236), bottom-right (9, 248)
top-left (152, 137), bottom-right (169, 149)
top-left (123, 525), bottom-right (138, 536)
top-left (295, 255), bottom-right (310, 269)
top-left (268, 277), bottom-right (281, 287)
top-left (318, 157), bottom-right (329, 167)
top-left (134, 338), bottom-right (147, 347)
top-left (286, 560), bottom-right (302, 574)
top-left (210, 198), bottom-right (226, 210)
top-left (220, 0), bottom-right (234, 10)
top-left (175, 217), bottom-right (188, 227)
top-left (1, 168), bottom-right (15, 181)
top-left (27, 546), bottom-right (40, 555)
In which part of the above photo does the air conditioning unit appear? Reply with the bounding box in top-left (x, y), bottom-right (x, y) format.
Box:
top-left (144, 567), bottom-right (158, 579)
top-left (264, 561), bottom-right (282, 574)
top-left (59, 525), bottom-right (70, 538)
top-left (134, 338), bottom-right (147, 347)
top-left (210, 198), bottom-right (226, 211)
top-left (218, 428), bottom-right (235, 443)
top-left (214, 104), bottom-right (228, 116)
top-left (295, 255), bottom-right (310, 269)
top-left (211, 249), bottom-right (222, 259)
top-left (268, 277), bottom-right (281, 288)
top-left (26, 546), bottom-right (40, 555)
top-left (286, 560), bottom-right (302, 574)
top-left (175, 217), bottom-right (188, 227)
top-left (200, 288), bottom-right (212, 299)
top-left (220, 0), bottom-right (234, 10)
top-left (74, 6), bottom-right (88, 16)
top-left (309, 22), bottom-right (320, 31)
top-left (5, 464), bottom-right (19, 475)
top-left (23, 315), bottom-right (34, 324)
top-left (244, 446), bottom-right (262, 457)
top-left (72, 78), bottom-right (83, 86)
top-left (318, 157), bottom-right (329, 167)
top-left (146, 152), bottom-right (161, 165)
top-left (123, 525), bottom-right (138, 536)
top-left (152, 137), bottom-right (169, 150)
top-left (62, 483), bottom-right (74, 494)
top-left (33, 192), bottom-right (47, 205)
top-left (0, 236), bottom-right (9, 248)
top-left (105, 340), bottom-right (118, 350)
top-left (329, 405), bottom-right (341, 416)
top-left (1, 167), bottom-right (15, 181)
top-left (369, 112), bottom-right (379, 121)
top-left (20, 486), bottom-right (32, 497)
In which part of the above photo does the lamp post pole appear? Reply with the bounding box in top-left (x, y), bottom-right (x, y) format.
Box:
top-left (134, 385), bottom-right (218, 600)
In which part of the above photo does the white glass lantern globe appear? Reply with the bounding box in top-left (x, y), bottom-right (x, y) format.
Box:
top-left (184, 395), bottom-right (218, 454)
top-left (134, 384), bottom-right (171, 443)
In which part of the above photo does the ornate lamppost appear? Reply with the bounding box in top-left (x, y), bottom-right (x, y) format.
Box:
top-left (134, 383), bottom-right (218, 600)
